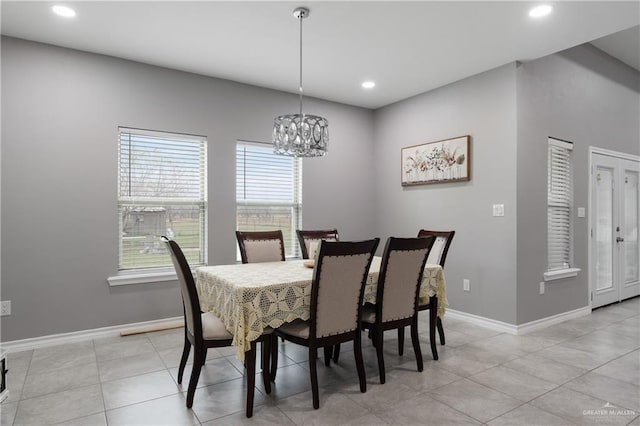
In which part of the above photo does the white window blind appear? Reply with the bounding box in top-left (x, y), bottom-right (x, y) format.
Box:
top-left (118, 127), bottom-right (207, 270)
top-left (547, 138), bottom-right (573, 271)
top-left (236, 141), bottom-right (302, 258)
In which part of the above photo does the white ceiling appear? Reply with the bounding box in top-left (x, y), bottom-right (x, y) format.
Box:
top-left (2, 1), bottom-right (638, 109)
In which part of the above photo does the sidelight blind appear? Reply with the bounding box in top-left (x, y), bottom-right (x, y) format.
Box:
top-left (236, 141), bottom-right (302, 258)
top-left (547, 138), bottom-right (573, 271)
top-left (118, 127), bottom-right (207, 270)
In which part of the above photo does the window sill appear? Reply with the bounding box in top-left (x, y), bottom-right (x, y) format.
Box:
top-left (108, 268), bottom-right (184, 286)
top-left (543, 268), bottom-right (581, 282)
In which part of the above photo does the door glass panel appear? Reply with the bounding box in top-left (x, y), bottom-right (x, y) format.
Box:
top-left (624, 170), bottom-right (639, 283)
top-left (596, 167), bottom-right (614, 291)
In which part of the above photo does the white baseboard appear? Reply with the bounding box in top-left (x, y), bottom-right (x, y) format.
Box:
top-left (1, 316), bottom-right (184, 353)
top-left (2, 304), bottom-right (593, 353)
top-left (445, 309), bottom-right (519, 334)
top-left (445, 305), bottom-right (591, 335)
top-left (515, 305), bottom-right (591, 335)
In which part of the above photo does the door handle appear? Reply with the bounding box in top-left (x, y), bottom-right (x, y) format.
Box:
top-left (616, 237), bottom-right (625, 243)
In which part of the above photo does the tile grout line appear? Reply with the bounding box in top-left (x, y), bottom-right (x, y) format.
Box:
top-left (95, 337), bottom-right (109, 426)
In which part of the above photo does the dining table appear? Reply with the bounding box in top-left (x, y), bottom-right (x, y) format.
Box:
top-left (196, 256), bottom-right (448, 360)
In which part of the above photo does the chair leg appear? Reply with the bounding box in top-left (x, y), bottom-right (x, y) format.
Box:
top-left (375, 327), bottom-right (385, 384)
top-left (245, 341), bottom-right (257, 418)
top-left (323, 346), bottom-right (332, 366)
top-left (410, 319), bottom-right (423, 372)
top-left (437, 317), bottom-right (446, 345)
top-left (270, 334), bottom-right (279, 381)
top-left (177, 339), bottom-right (191, 384)
top-left (186, 347), bottom-right (204, 408)
top-left (429, 298), bottom-right (439, 360)
top-left (332, 343), bottom-right (341, 363)
top-left (398, 327), bottom-right (405, 356)
top-left (202, 348), bottom-right (208, 365)
top-left (309, 346), bottom-right (320, 409)
top-left (354, 332), bottom-right (367, 393)
top-left (261, 338), bottom-right (271, 394)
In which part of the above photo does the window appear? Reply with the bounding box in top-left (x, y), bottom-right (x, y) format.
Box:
top-left (118, 128), bottom-right (207, 270)
top-left (236, 141), bottom-right (302, 258)
top-left (547, 137), bottom-right (573, 272)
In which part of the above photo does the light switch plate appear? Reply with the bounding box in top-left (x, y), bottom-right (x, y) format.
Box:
top-left (577, 207), bottom-right (586, 218)
top-left (492, 204), bottom-right (505, 217)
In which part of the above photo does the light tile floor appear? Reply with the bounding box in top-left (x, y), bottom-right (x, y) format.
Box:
top-left (1, 298), bottom-right (639, 425)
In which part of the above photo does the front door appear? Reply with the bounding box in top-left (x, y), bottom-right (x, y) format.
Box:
top-left (591, 152), bottom-right (640, 308)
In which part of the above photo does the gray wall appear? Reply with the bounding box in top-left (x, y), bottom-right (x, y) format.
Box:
top-left (516, 44), bottom-right (640, 324)
top-left (1, 37), bottom-right (375, 341)
top-left (373, 64), bottom-right (519, 324)
top-left (3, 36), bottom-right (638, 341)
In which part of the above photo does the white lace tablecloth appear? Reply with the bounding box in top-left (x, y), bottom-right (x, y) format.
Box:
top-left (196, 257), bottom-right (447, 360)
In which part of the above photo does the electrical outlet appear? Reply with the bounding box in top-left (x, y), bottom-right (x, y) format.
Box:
top-left (539, 282), bottom-right (545, 295)
top-left (463, 279), bottom-right (470, 292)
top-left (1, 301), bottom-right (11, 316)
top-left (492, 204), bottom-right (505, 217)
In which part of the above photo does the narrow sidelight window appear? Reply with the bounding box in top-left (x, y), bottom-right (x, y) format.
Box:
top-left (547, 137), bottom-right (574, 271)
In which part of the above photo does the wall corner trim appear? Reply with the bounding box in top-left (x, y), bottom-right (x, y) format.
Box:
top-left (445, 305), bottom-right (591, 335)
top-left (1, 316), bottom-right (184, 352)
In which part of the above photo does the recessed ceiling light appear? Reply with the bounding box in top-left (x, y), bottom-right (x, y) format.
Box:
top-left (52, 5), bottom-right (76, 18)
top-left (529, 5), bottom-right (553, 18)
top-left (362, 81), bottom-right (375, 89)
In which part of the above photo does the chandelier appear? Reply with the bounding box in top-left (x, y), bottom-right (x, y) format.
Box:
top-left (273, 7), bottom-right (328, 157)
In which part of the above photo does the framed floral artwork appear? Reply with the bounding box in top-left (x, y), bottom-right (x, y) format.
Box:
top-left (401, 135), bottom-right (470, 186)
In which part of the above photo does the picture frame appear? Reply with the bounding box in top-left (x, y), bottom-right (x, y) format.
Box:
top-left (401, 135), bottom-right (470, 186)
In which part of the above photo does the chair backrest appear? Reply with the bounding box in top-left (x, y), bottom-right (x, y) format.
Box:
top-left (296, 229), bottom-right (339, 259)
top-left (375, 236), bottom-right (435, 323)
top-left (310, 239), bottom-right (379, 339)
top-left (417, 229), bottom-right (455, 267)
top-left (161, 236), bottom-right (202, 341)
top-left (236, 230), bottom-right (286, 264)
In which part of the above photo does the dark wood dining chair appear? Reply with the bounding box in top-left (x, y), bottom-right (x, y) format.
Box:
top-left (296, 229), bottom-right (341, 364)
top-left (296, 229), bottom-right (339, 259)
top-left (236, 230), bottom-right (286, 264)
top-left (398, 229), bottom-right (455, 353)
top-left (275, 239), bottom-right (380, 409)
top-left (235, 230), bottom-right (285, 378)
top-left (161, 236), bottom-right (271, 417)
top-left (361, 236), bottom-right (435, 383)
